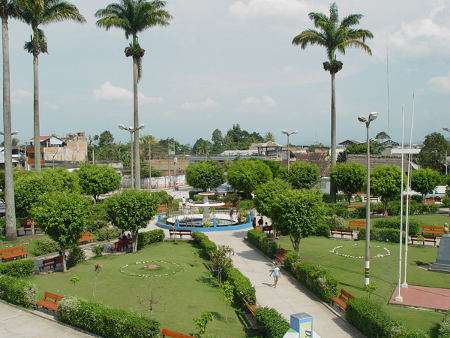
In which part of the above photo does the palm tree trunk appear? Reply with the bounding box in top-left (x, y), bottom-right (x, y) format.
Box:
top-left (330, 72), bottom-right (337, 200)
top-left (33, 53), bottom-right (41, 171)
top-left (133, 56), bottom-right (141, 188)
top-left (2, 16), bottom-right (17, 240)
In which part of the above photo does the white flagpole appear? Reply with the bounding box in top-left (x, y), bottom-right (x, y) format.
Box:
top-left (402, 93), bottom-right (415, 288)
top-left (395, 105), bottom-right (405, 301)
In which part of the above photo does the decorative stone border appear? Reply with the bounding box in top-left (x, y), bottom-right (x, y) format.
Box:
top-left (120, 259), bottom-right (186, 278)
top-left (329, 243), bottom-right (391, 259)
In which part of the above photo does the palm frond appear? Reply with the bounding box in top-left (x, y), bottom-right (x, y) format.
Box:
top-left (347, 28), bottom-right (374, 42)
top-left (308, 12), bottom-right (328, 29)
top-left (329, 2), bottom-right (338, 23)
top-left (41, 1), bottom-right (86, 25)
top-left (337, 39), bottom-right (372, 55)
top-left (292, 29), bottom-right (327, 49)
top-left (340, 14), bottom-right (363, 28)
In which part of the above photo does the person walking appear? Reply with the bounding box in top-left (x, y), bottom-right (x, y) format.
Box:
top-left (270, 263), bottom-right (281, 288)
top-left (252, 217), bottom-right (257, 229)
top-left (258, 216), bottom-right (264, 228)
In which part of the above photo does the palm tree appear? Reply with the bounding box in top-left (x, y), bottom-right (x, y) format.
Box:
top-left (1, 0), bottom-right (19, 240)
top-left (292, 2), bottom-right (373, 198)
top-left (17, 0), bottom-right (85, 171)
top-left (96, 0), bottom-right (171, 189)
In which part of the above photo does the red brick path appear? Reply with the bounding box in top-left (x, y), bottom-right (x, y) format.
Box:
top-left (390, 285), bottom-right (450, 310)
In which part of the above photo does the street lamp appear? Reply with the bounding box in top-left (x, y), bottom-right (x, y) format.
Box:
top-left (358, 112), bottom-right (378, 287)
top-left (444, 128), bottom-right (449, 176)
top-left (119, 124), bottom-right (144, 189)
top-left (282, 130), bottom-right (298, 170)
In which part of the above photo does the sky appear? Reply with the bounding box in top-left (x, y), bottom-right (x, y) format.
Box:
top-left (3, 0), bottom-right (450, 146)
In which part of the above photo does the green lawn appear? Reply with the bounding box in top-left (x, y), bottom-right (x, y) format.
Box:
top-left (31, 241), bottom-right (247, 338)
top-left (277, 236), bottom-right (448, 335)
top-left (0, 234), bottom-right (47, 252)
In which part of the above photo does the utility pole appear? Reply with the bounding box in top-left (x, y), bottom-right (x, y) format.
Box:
top-left (282, 130), bottom-right (298, 170)
top-left (148, 142), bottom-right (152, 190)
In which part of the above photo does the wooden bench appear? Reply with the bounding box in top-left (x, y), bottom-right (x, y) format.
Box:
top-left (331, 289), bottom-right (355, 312)
top-left (411, 236), bottom-right (438, 247)
top-left (36, 292), bottom-right (64, 311)
top-left (78, 231), bottom-right (94, 245)
top-left (0, 246), bottom-right (27, 262)
top-left (421, 225), bottom-right (444, 237)
top-left (40, 255), bottom-right (63, 272)
top-left (274, 248), bottom-right (288, 265)
top-left (349, 220), bottom-right (366, 230)
top-left (169, 229), bottom-right (192, 239)
top-left (161, 328), bottom-right (193, 338)
top-left (330, 228), bottom-right (353, 239)
top-left (243, 298), bottom-right (258, 317)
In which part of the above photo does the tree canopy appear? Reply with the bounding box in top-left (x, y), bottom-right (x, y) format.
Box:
top-left (282, 161), bottom-right (319, 189)
top-left (370, 165), bottom-right (402, 211)
top-left (31, 192), bottom-right (91, 271)
top-left (411, 168), bottom-right (442, 197)
top-left (417, 132), bottom-right (449, 172)
top-left (253, 179), bottom-right (291, 219)
top-left (186, 161), bottom-right (224, 191)
top-left (77, 164), bottom-right (121, 201)
top-left (330, 162), bottom-right (366, 202)
top-left (227, 160), bottom-right (272, 197)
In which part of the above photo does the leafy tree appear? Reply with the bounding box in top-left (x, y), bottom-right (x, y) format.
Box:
top-left (262, 160), bottom-right (284, 178)
top-left (42, 168), bottom-right (80, 193)
top-left (96, 0), bottom-right (172, 187)
top-left (223, 124), bottom-right (264, 150)
top-left (345, 141), bottom-right (383, 155)
top-left (192, 138), bottom-right (212, 156)
top-left (330, 162), bottom-right (367, 202)
top-left (282, 161), bottom-right (319, 189)
top-left (77, 164), bottom-right (121, 202)
top-left (264, 132), bottom-right (275, 142)
top-left (210, 245), bottom-right (233, 284)
top-left (31, 192), bottom-right (92, 272)
top-left (375, 131), bottom-right (390, 140)
top-left (17, 0), bottom-right (86, 171)
top-left (411, 168), bottom-right (442, 198)
top-left (254, 179), bottom-right (291, 225)
top-left (292, 2), bottom-right (373, 196)
top-left (1, 0), bottom-right (20, 240)
top-left (98, 130), bottom-right (114, 147)
top-left (186, 161), bottom-right (224, 191)
top-left (105, 190), bottom-right (160, 252)
top-left (272, 189), bottom-right (325, 253)
top-left (227, 160), bottom-right (272, 197)
top-left (417, 132), bottom-right (449, 172)
top-left (211, 129), bottom-right (224, 154)
top-left (370, 165), bottom-right (402, 212)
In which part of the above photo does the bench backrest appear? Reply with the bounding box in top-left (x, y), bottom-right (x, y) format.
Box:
top-left (421, 225), bottom-right (444, 234)
top-left (340, 289), bottom-right (355, 301)
top-left (349, 220), bottom-right (366, 228)
top-left (0, 246), bottom-right (26, 256)
top-left (44, 292), bottom-right (64, 302)
top-left (161, 328), bottom-right (193, 338)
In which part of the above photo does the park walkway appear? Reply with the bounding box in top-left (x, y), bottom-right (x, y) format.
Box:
top-left (0, 301), bottom-right (92, 338)
top-left (206, 229), bottom-right (363, 338)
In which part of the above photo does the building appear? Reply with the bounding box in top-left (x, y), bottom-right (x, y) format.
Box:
top-left (249, 141), bottom-right (283, 158)
top-left (26, 132), bottom-right (88, 167)
top-left (0, 147), bottom-right (25, 168)
top-left (338, 139), bottom-right (360, 148)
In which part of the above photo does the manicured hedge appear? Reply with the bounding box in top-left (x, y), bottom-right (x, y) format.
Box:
top-left (0, 275), bottom-right (36, 308)
top-left (223, 266), bottom-right (256, 305)
top-left (387, 200), bottom-right (438, 216)
top-left (439, 310), bottom-right (450, 338)
top-left (346, 297), bottom-right (406, 337)
top-left (137, 229), bottom-right (164, 249)
top-left (191, 232), bottom-right (217, 257)
top-left (29, 237), bottom-right (59, 256)
top-left (287, 260), bottom-right (338, 302)
top-left (255, 307), bottom-right (290, 338)
top-left (0, 259), bottom-right (34, 277)
top-left (358, 228), bottom-right (403, 243)
top-left (374, 218), bottom-right (420, 236)
top-left (57, 297), bottom-right (160, 338)
top-left (247, 229), bottom-right (279, 258)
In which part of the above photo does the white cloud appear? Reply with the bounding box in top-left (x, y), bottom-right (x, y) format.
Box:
top-left (389, 3), bottom-right (450, 56)
top-left (240, 95), bottom-right (277, 110)
top-left (93, 82), bottom-right (163, 104)
top-left (12, 89), bottom-right (32, 104)
top-left (180, 97), bottom-right (219, 111)
top-left (428, 72), bottom-right (450, 94)
top-left (229, 0), bottom-right (317, 19)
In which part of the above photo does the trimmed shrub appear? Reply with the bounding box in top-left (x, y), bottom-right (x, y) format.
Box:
top-left (289, 260), bottom-right (338, 302)
top-left (223, 267), bottom-right (256, 305)
top-left (94, 226), bottom-right (121, 241)
top-left (358, 228), bottom-right (401, 243)
top-left (247, 229), bottom-right (278, 258)
top-left (325, 203), bottom-right (350, 218)
top-left (439, 310), bottom-right (450, 338)
top-left (57, 297), bottom-right (160, 338)
top-left (29, 237), bottom-right (59, 256)
top-left (0, 259), bottom-right (34, 277)
top-left (315, 222), bottom-right (331, 237)
top-left (191, 232), bottom-right (217, 257)
top-left (0, 275), bottom-right (36, 308)
top-left (387, 200), bottom-right (439, 216)
top-left (327, 215), bottom-right (346, 230)
top-left (93, 244), bottom-right (104, 257)
top-left (346, 297), bottom-right (406, 337)
top-left (255, 307), bottom-right (290, 338)
top-left (67, 246), bottom-right (86, 269)
top-left (374, 218), bottom-right (420, 236)
top-left (137, 229), bottom-right (164, 249)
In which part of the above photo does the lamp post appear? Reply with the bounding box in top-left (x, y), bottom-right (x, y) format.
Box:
top-left (358, 112), bottom-right (378, 286)
top-left (119, 124), bottom-right (144, 189)
top-left (282, 130), bottom-right (298, 170)
top-left (444, 128), bottom-right (449, 176)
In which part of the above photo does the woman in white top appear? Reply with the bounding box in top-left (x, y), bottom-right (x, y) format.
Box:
top-left (270, 263), bottom-right (281, 288)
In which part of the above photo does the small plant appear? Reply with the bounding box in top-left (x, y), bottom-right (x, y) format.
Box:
top-left (67, 246), bottom-right (86, 269)
top-left (93, 244), bottom-right (104, 257)
top-left (92, 264), bottom-right (103, 300)
top-left (29, 237), bottom-right (59, 256)
top-left (192, 311), bottom-right (214, 338)
top-left (221, 281), bottom-right (234, 322)
top-left (209, 245), bottom-right (233, 283)
top-left (364, 282), bottom-right (377, 299)
top-left (138, 285), bottom-right (159, 318)
top-left (70, 275), bottom-right (80, 287)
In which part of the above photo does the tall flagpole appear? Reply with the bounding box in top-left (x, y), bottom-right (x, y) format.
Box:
top-left (395, 105), bottom-right (406, 302)
top-left (402, 93), bottom-right (415, 288)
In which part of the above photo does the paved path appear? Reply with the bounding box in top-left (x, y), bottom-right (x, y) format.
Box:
top-left (0, 301), bottom-right (92, 338)
top-left (207, 230), bottom-right (363, 338)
